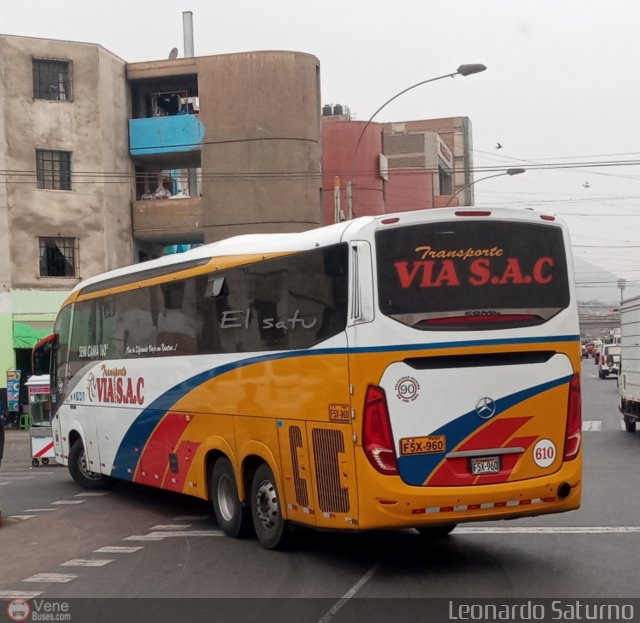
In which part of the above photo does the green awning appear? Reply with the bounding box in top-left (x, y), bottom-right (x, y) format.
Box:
top-left (12, 321), bottom-right (53, 349)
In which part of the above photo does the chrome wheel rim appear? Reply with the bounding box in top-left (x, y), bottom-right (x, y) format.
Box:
top-left (255, 479), bottom-right (278, 529)
top-left (217, 473), bottom-right (235, 522)
top-left (78, 449), bottom-right (102, 480)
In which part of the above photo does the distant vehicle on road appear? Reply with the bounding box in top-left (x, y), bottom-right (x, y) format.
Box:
top-left (598, 344), bottom-right (620, 378)
top-left (619, 296), bottom-right (640, 432)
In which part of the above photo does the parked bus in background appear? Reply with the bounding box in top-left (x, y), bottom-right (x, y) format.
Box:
top-left (33, 207), bottom-right (582, 549)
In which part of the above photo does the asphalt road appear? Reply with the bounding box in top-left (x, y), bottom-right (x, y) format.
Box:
top-left (0, 362), bottom-right (639, 619)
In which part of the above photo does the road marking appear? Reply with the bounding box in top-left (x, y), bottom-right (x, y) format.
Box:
top-left (9, 515), bottom-right (36, 521)
top-left (124, 530), bottom-right (223, 541)
top-left (51, 500), bottom-right (85, 505)
top-left (23, 508), bottom-right (58, 512)
top-left (150, 524), bottom-right (192, 530)
top-left (0, 483), bottom-right (10, 486)
top-left (22, 573), bottom-right (78, 584)
top-left (317, 562), bottom-right (381, 623)
top-left (455, 526), bottom-right (640, 534)
top-left (147, 530), bottom-right (223, 538)
top-left (60, 559), bottom-right (114, 567)
top-left (0, 591), bottom-right (44, 600)
top-left (0, 476), bottom-right (34, 480)
top-left (582, 420), bottom-right (602, 431)
top-left (93, 546), bottom-right (143, 554)
top-left (172, 515), bottom-right (211, 521)
top-left (73, 492), bottom-right (111, 497)
top-left (620, 420), bottom-right (627, 431)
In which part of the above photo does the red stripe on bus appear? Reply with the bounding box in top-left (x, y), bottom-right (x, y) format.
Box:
top-left (162, 440), bottom-right (202, 492)
top-left (134, 412), bottom-right (191, 484)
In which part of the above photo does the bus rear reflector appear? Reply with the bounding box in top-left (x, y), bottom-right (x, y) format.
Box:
top-left (455, 211), bottom-right (491, 217)
top-left (564, 373), bottom-right (582, 460)
top-left (362, 385), bottom-right (398, 475)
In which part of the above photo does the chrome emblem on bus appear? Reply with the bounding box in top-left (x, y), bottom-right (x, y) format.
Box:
top-left (475, 397), bottom-right (497, 419)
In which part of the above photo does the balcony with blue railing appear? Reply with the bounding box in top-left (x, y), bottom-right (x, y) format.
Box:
top-left (129, 113), bottom-right (205, 159)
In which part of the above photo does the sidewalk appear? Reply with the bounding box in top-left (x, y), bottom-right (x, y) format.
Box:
top-left (3, 428), bottom-right (31, 466)
top-left (1, 429), bottom-right (30, 521)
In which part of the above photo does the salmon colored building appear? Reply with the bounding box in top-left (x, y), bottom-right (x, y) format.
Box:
top-left (321, 108), bottom-right (475, 224)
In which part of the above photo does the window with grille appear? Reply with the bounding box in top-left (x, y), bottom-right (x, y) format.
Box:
top-left (32, 58), bottom-right (72, 101)
top-left (36, 150), bottom-right (72, 190)
top-left (39, 237), bottom-right (78, 278)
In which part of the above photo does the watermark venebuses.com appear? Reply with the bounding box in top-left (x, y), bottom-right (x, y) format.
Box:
top-left (7, 599), bottom-right (71, 622)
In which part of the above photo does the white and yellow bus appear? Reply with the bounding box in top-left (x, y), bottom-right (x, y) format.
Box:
top-left (34, 207), bottom-right (582, 549)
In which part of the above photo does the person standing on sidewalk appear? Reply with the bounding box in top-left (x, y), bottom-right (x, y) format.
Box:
top-left (0, 402), bottom-right (4, 465)
top-left (0, 412), bottom-right (4, 468)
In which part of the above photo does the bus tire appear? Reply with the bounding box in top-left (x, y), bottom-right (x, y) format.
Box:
top-left (250, 463), bottom-right (289, 550)
top-left (416, 523), bottom-right (457, 539)
top-left (68, 439), bottom-right (114, 490)
top-left (625, 420), bottom-right (637, 433)
top-left (210, 458), bottom-right (250, 538)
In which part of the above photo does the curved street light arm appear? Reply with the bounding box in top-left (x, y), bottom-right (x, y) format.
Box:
top-left (445, 168), bottom-right (526, 207)
top-left (352, 64), bottom-right (486, 166)
top-left (348, 63), bottom-right (486, 219)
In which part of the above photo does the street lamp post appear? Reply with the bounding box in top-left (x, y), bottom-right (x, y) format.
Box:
top-left (445, 167), bottom-right (526, 207)
top-left (618, 278), bottom-right (626, 307)
top-left (348, 63), bottom-right (487, 219)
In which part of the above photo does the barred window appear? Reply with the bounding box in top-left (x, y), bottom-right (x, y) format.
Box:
top-left (32, 58), bottom-right (72, 101)
top-left (39, 237), bottom-right (78, 278)
top-left (36, 150), bottom-right (72, 190)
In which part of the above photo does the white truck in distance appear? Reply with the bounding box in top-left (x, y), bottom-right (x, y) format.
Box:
top-left (619, 296), bottom-right (640, 432)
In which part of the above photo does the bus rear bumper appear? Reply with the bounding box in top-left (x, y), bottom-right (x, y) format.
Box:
top-left (356, 457), bottom-right (582, 530)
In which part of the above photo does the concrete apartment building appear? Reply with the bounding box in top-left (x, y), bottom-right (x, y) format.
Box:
top-left (128, 50), bottom-right (321, 256)
top-left (0, 35), bottom-right (133, 410)
top-left (0, 34), bottom-right (322, 411)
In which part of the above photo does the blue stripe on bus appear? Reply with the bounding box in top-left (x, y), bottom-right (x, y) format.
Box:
top-left (396, 373), bottom-right (575, 486)
top-left (110, 335), bottom-right (580, 479)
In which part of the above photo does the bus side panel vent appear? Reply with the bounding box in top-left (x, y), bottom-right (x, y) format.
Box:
top-left (311, 428), bottom-right (350, 514)
top-left (169, 453), bottom-right (179, 473)
top-left (289, 426), bottom-right (309, 507)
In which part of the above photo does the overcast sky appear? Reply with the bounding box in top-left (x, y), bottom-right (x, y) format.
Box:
top-left (4, 0), bottom-right (640, 299)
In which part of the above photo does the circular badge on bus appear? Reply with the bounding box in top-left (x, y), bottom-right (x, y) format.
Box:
top-left (532, 438), bottom-right (557, 468)
top-left (395, 376), bottom-right (420, 402)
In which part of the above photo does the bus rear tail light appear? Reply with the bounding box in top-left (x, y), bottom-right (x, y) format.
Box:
top-left (564, 373), bottom-right (582, 460)
top-left (362, 385), bottom-right (398, 475)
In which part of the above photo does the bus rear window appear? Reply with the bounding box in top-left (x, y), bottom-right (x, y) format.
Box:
top-left (375, 220), bottom-right (570, 330)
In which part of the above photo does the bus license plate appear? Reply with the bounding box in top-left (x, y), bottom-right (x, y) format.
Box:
top-left (400, 435), bottom-right (446, 456)
top-left (470, 456), bottom-right (501, 475)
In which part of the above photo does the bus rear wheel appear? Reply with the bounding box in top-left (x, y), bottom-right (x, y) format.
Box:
top-left (250, 463), bottom-right (289, 549)
top-left (625, 419), bottom-right (637, 433)
top-left (210, 457), bottom-right (250, 538)
top-left (68, 439), bottom-right (114, 490)
top-left (416, 523), bottom-right (457, 539)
